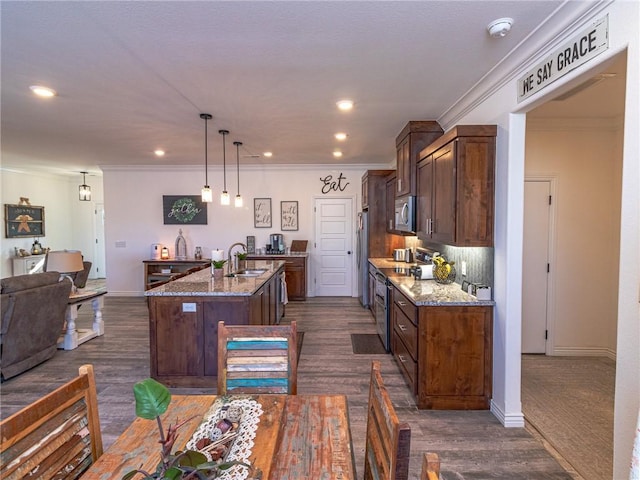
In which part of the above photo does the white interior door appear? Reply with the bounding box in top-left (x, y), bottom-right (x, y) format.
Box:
top-left (522, 180), bottom-right (552, 353)
top-left (313, 197), bottom-right (354, 296)
top-left (94, 203), bottom-right (107, 278)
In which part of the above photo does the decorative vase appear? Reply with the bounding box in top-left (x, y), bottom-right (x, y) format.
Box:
top-left (213, 268), bottom-right (224, 280)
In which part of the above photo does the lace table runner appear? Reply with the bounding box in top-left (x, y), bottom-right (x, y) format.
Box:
top-left (186, 397), bottom-right (263, 480)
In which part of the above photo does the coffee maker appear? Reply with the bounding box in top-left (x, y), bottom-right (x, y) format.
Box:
top-left (269, 234), bottom-right (285, 254)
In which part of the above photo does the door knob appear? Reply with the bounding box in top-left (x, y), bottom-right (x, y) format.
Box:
top-left (347, 251), bottom-right (352, 254)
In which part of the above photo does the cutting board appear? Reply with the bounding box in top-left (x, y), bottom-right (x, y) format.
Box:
top-left (290, 240), bottom-right (308, 252)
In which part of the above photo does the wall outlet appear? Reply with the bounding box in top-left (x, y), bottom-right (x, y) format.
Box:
top-left (115, 240), bottom-right (126, 248)
top-left (461, 261), bottom-right (467, 276)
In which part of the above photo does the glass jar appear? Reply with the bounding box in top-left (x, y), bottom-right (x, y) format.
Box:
top-left (194, 246), bottom-right (203, 260)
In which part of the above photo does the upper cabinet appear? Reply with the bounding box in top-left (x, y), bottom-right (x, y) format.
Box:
top-left (416, 125), bottom-right (496, 247)
top-left (395, 121), bottom-right (444, 197)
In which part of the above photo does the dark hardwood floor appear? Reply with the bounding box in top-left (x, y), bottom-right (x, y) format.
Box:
top-left (0, 296), bottom-right (576, 479)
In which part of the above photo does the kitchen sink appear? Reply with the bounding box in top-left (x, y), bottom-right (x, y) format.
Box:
top-left (226, 268), bottom-right (268, 277)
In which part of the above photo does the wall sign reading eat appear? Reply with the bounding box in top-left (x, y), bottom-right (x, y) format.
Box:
top-left (162, 196), bottom-right (207, 224)
top-left (319, 172), bottom-right (349, 194)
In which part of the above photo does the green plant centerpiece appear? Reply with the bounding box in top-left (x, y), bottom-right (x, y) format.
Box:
top-left (122, 378), bottom-right (247, 479)
top-left (211, 260), bottom-right (227, 269)
top-left (234, 252), bottom-right (248, 261)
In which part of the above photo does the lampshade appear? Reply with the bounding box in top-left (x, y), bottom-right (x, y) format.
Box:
top-left (45, 250), bottom-right (84, 274)
top-left (79, 171), bottom-right (91, 201)
top-left (219, 129), bottom-right (230, 205)
top-left (200, 113), bottom-right (213, 203)
top-left (234, 141), bottom-right (243, 208)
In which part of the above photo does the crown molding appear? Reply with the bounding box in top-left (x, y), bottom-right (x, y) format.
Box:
top-left (439, 1), bottom-right (615, 129)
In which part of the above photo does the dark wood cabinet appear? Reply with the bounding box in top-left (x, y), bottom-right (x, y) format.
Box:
top-left (246, 255), bottom-right (307, 300)
top-left (386, 172), bottom-right (398, 234)
top-left (148, 270), bottom-right (282, 387)
top-left (143, 259), bottom-right (211, 290)
top-left (361, 170), bottom-right (404, 257)
top-left (395, 121), bottom-right (443, 197)
top-left (391, 286), bottom-right (492, 409)
top-left (416, 125), bottom-right (496, 247)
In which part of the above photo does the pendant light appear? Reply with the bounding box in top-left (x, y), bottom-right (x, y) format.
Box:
top-left (219, 129), bottom-right (230, 205)
top-left (200, 113), bottom-right (213, 203)
top-left (79, 171), bottom-right (91, 201)
top-left (233, 141), bottom-right (243, 207)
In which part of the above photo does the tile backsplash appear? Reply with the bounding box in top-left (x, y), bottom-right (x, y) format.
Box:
top-left (414, 239), bottom-right (494, 289)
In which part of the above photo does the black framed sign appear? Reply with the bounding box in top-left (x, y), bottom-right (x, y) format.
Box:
top-left (281, 201), bottom-right (298, 231)
top-left (254, 198), bottom-right (272, 228)
top-left (162, 196), bottom-right (207, 225)
top-left (5, 204), bottom-right (45, 238)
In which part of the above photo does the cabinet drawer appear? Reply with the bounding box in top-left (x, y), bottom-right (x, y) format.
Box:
top-left (394, 288), bottom-right (417, 325)
top-left (393, 331), bottom-right (417, 394)
top-left (394, 305), bottom-right (417, 360)
top-left (284, 257), bottom-right (304, 267)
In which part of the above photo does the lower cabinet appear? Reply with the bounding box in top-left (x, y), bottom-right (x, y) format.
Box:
top-left (247, 255), bottom-right (307, 300)
top-left (391, 286), bottom-right (493, 409)
top-left (148, 271), bottom-right (281, 387)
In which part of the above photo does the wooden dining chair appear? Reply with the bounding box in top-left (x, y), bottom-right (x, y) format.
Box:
top-left (217, 320), bottom-right (297, 394)
top-left (0, 364), bottom-right (103, 479)
top-left (420, 452), bottom-right (441, 480)
top-left (364, 360), bottom-right (411, 480)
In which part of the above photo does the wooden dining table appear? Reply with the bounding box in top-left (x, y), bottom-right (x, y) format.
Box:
top-left (83, 394), bottom-right (356, 480)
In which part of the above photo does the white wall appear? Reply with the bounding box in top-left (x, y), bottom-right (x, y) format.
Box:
top-left (102, 164), bottom-right (370, 295)
top-left (526, 119), bottom-right (621, 356)
top-left (0, 169), bottom-right (104, 278)
top-left (438, 2), bottom-right (638, 477)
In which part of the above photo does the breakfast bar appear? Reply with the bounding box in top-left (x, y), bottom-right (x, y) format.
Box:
top-left (144, 260), bottom-right (285, 387)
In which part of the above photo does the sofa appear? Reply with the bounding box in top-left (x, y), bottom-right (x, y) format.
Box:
top-left (1, 272), bottom-right (71, 381)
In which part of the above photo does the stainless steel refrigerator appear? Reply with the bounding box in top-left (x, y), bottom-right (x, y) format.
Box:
top-left (356, 211), bottom-right (369, 307)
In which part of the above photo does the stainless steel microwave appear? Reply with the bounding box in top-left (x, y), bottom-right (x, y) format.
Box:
top-left (394, 195), bottom-right (415, 233)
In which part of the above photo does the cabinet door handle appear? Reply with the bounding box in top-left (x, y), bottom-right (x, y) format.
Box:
top-left (398, 324), bottom-right (407, 332)
top-left (398, 354), bottom-right (406, 363)
top-left (398, 301), bottom-right (407, 307)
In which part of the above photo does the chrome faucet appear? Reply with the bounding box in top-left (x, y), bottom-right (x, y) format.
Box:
top-left (227, 242), bottom-right (247, 273)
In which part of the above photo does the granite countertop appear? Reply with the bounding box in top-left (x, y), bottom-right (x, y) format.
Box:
top-left (144, 260), bottom-right (285, 297)
top-left (246, 252), bottom-right (309, 258)
top-left (369, 257), bottom-right (495, 307)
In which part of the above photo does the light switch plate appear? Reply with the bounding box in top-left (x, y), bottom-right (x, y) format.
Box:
top-left (182, 303), bottom-right (197, 312)
top-left (461, 261), bottom-right (467, 276)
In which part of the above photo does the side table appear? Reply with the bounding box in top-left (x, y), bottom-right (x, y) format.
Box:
top-left (57, 290), bottom-right (107, 350)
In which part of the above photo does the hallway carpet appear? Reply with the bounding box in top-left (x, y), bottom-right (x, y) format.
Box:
top-left (521, 354), bottom-right (614, 480)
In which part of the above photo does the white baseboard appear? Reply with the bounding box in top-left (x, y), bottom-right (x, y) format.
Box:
top-left (491, 400), bottom-right (525, 428)
top-left (552, 346), bottom-right (617, 361)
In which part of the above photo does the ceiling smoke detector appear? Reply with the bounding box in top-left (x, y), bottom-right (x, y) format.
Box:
top-left (487, 18), bottom-right (513, 38)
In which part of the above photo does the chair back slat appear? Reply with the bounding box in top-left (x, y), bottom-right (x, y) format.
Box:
top-left (420, 452), bottom-right (441, 480)
top-left (218, 321), bottom-right (297, 395)
top-left (0, 365), bottom-right (103, 479)
top-left (364, 361), bottom-right (411, 480)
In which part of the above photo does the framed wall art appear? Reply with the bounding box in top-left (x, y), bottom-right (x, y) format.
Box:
top-left (281, 201), bottom-right (298, 231)
top-left (162, 196), bottom-right (207, 225)
top-left (254, 198), bottom-right (272, 228)
top-left (5, 204), bottom-right (45, 238)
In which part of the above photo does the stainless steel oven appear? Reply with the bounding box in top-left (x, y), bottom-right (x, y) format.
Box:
top-left (374, 270), bottom-right (390, 352)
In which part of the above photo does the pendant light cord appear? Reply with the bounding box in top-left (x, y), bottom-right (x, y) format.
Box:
top-left (200, 113), bottom-right (212, 187)
top-left (220, 130), bottom-right (229, 190)
top-left (234, 141), bottom-right (242, 194)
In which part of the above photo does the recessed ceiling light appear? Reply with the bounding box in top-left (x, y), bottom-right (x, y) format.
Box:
top-left (333, 151), bottom-right (343, 158)
top-left (334, 132), bottom-right (348, 141)
top-left (263, 152), bottom-right (273, 158)
top-left (336, 100), bottom-right (354, 111)
top-left (154, 149), bottom-right (165, 157)
top-left (29, 85), bottom-right (57, 97)
top-left (487, 18), bottom-right (513, 38)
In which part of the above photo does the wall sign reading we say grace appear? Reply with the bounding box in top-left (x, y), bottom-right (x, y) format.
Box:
top-left (319, 172), bottom-right (350, 194)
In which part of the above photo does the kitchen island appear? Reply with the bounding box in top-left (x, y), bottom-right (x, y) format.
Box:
top-left (369, 257), bottom-right (494, 409)
top-left (145, 260), bottom-right (285, 387)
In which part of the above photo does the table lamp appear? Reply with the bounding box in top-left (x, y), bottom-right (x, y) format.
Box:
top-left (45, 250), bottom-right (84, 293)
